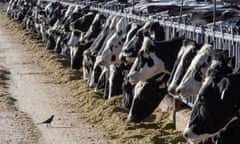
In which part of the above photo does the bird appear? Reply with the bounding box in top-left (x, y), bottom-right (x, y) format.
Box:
top-left (38, 115), bottom-right (54, 127)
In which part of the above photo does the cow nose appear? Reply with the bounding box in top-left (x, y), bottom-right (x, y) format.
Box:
top-left (176, 87), bottom-right (181, 95)
top-left (183, 131), bottom-right (189, 139)
top-left (120, 55), bottom-right (127, 62)
top-left (126, 75), bottom-right (131, 81)
top-left (168, 87), bottom-right (176, 95)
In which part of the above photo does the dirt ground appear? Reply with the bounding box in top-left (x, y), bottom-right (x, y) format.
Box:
top-left (0, 3), bottom-right (187, 144)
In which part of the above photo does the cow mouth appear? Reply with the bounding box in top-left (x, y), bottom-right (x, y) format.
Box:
top-left (185, 117), bottom-right (238, 143)
top-left (184, 132), bottom-right (217, 144)
top-left (176, 86), bottom-right (196, 98)
top-left (127, 76), bottom-right (138, 85)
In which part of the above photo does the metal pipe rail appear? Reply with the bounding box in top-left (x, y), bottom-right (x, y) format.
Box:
top-left (56, 1), bottom-right (240, 43)
top-left (92, 6), bottom-right (240, 41)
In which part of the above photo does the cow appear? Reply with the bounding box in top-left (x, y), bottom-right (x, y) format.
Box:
top-left (119, 21), bottom-right (165, 110)
top-left (127, 73), bottom-right (169, 122)
top-left (94, 17), bottom-right (130, 66)
top-left (91, 21), bottom-right (140, 100)
top-left (183, 72), bottom-right (240, 143)
top-left (175, 44), bottom-right (213, 97)
top-left (83, 14), bottom-right (106, 43)
top-left (167, 39), bottom-right (202, 96)
top-left (127, 36), bottom-right (184, 85)
top-left (84, 15), bottom-right (119, 90)
top-left (176, 46), bottom-right (234, 97)
top-left (68, 11), bottom-right (96, 69)
top-left (119, 21), bottom-right (165, 64)
top-left (68, 13), bottom-right (106, 69)
top-left (62, 5), bottom-right (87, 33)
top-left (92, 17), bottom-right (137, 99)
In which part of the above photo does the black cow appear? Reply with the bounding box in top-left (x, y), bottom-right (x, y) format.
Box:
top-left (127, 73), bottom-right (169, 122)
top-left (183, 71), bottom-right (240, 143)
top-left (83, 14), bottom-right (106, 43)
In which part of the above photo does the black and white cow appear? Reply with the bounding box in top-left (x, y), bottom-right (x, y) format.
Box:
top-left (119, 21), bottom-right (165, 64)
top-left (127, 36), bottom-right (184, 85)
top-left (175, 44), bottom-right (213, 97)
top-left (176, 45), bottom-right (234, 97)
top-left (82, 15), bottom-right (115, 77)
top-left (93, 18), bottom-right (143, 99)
top-left (120, 21), bottom-right (165, 110)
top-left (94, 21), bottom-right (142, 100)
top-left (167, 39), bottom-right (202, 96)
top-left (94, 17), bottom-right (130, 66)
top-left (183, 72), bottom-right (240, 143)
top-left (127, 73), bottom-right (169, 122)
top-left (83, 13), bottom-right (106, 43)
top-left (85, 15), bottom-right (119, 88)
top-left (68, 11), bottom-right (96, 69)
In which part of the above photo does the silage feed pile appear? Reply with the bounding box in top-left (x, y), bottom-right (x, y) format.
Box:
top-left (1, 12), bottom-right (187, 144)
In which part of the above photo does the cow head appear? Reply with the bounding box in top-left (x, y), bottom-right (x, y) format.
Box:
top-left (119, 29), bottom-right (145, 64)
top-left (127, 37), bottom-right (165, 84)
top-left (94, 17), bottom-right (130, 66)
top-left (69, 12), bottom-right (96, 33)
top-left (119, 21), bottom-right (164, 64)
top-left (127, 74), bottom-right (168, 122)
top-left (84, 14), bottom-right (106, 43)
top-left (176, 44), bottom-right (213, 97)
top-left (183, 76), bottom-right (239, 143)
top-left (205, 50), bottom-right (234, 77)
top-left (167, 40), bottom-right (200, 96)
top-left (127, 36), bottom-right (183, 85)
top-left (62, 6), bottom-right (81, 33)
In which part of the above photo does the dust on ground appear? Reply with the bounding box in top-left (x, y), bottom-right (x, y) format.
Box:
top-left (0, 60), bottom-right (40, 144)
top-left (0, 6), bottom-right (187, 144)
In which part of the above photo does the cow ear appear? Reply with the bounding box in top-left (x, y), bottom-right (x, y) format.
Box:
top-left (218, 78), bottom-right (230, 100)
top-left (227, 56), bottom-right (235, 69)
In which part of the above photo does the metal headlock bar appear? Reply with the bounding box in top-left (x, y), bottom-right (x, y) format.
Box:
top-left (57, 1), bottom-right (240, 108)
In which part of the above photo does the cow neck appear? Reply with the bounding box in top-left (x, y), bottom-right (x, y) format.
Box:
top-left (154, 37), bottom-right (184, 73)
top-left (223, 72), bottom-right (240, 118)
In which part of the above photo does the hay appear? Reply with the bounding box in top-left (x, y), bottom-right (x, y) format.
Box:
top-left (1, 12), bottom-right (187, 144)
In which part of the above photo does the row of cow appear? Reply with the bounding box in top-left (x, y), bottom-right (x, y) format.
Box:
top-left (6, 0), bottom-right (240, 143)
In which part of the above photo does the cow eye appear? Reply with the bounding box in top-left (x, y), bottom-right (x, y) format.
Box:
top-left (200, 105), bottom-right (210, 118)
top-left (199, 96), bottom-right (205, 102)
top-left (194, 71), bottom-right (202, 82)
top-left (147, 57), bottom-right (154, 67)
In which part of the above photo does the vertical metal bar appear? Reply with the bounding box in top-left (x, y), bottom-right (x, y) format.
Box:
top-left (173, 98), bottom-right (177, 129)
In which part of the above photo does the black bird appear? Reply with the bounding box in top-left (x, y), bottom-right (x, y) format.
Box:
top-left (38, 115), bottom-right (54, 127)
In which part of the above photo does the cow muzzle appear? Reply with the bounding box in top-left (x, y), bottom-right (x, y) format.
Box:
top-left (183, 128), bottom-right (200, 144)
